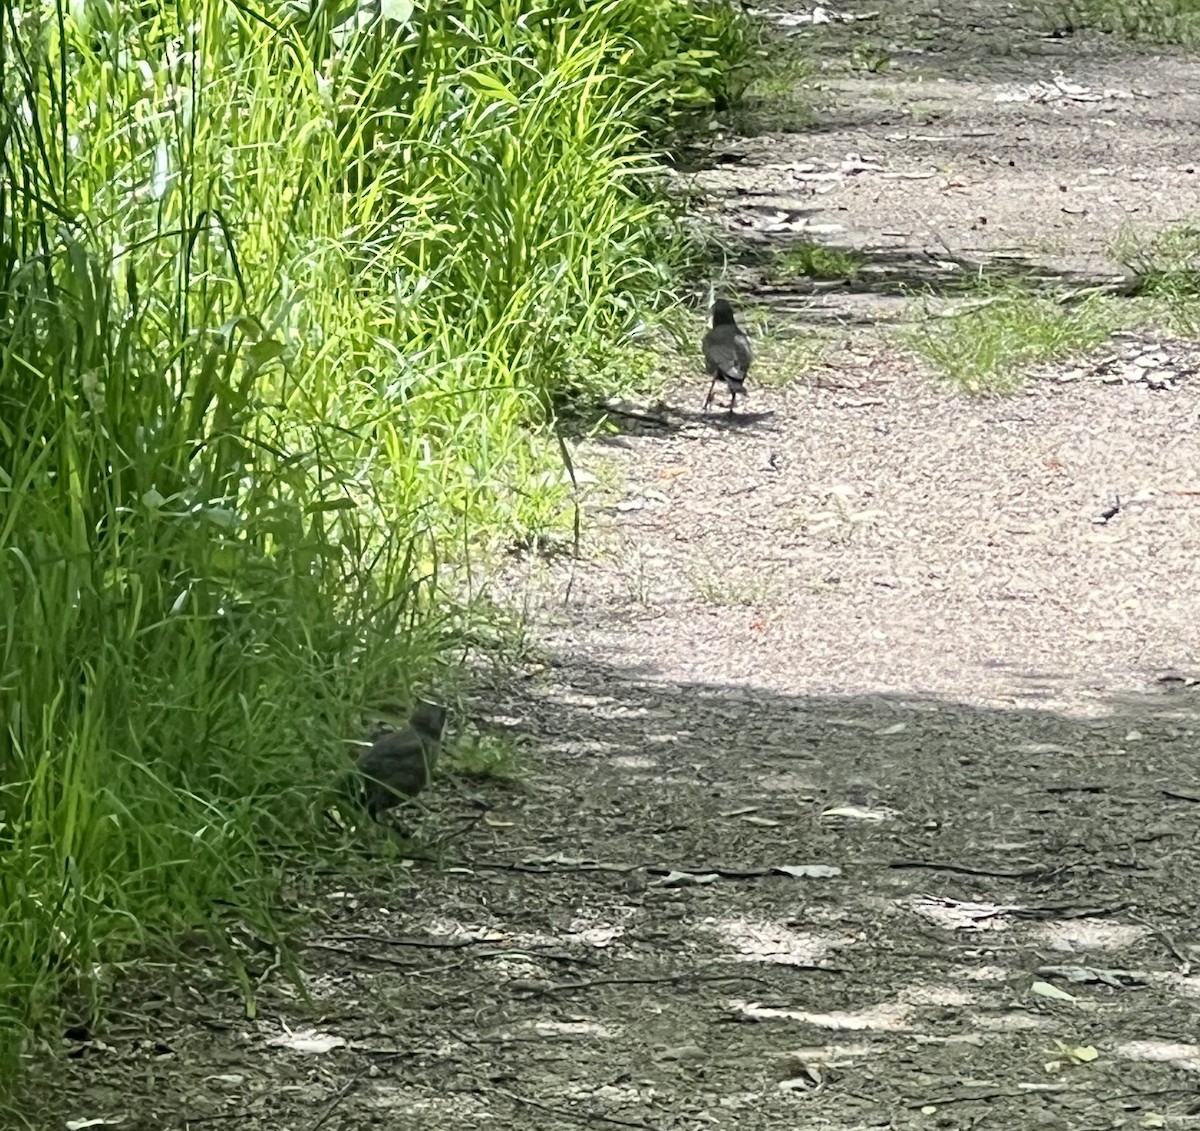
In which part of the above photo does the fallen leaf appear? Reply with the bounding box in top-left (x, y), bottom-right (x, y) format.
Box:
top-left (1031, 981), bottom-right (1077, 1002)
top-left (266, 1027), bottom-right (347, 1054)
top-left (821, 805), bottom-right (892, 822)
top-left (1051, 1038), bottom-right (1099, 1064)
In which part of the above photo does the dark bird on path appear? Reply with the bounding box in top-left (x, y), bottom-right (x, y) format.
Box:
top-left (340, 700), bottom-right (448, 821)
top-left (702, 299), bottom-right (753, 414)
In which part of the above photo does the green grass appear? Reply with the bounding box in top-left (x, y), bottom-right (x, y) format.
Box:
top-left (0, 0), bottom-right (750, 1106)
top-left (689, 563), bottom-right (785, 607)
top-left (904, 286), bottom-right (1123, 394)
top-left (449, 732), bottom-right (522, 782)
top-left (725, 21), bottom-right (816, 133)
top-left (747, 324), bottom-right (828, 389)
top-left (1113, 223), bottom-right (1200, 333)
top-left (773, 242), bottom-right (866, 283)
top-left (1056, 0), bottom-right (1200, 43)
top-left (848, 42), bottom-right (893, 73)
top-left (739, 38), bottom-right (812, 100)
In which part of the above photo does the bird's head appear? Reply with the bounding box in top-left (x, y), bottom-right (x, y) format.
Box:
top-left (411, 699), bottom-right (449, 739)
top-left (711, 299), bottom-right (737, 326)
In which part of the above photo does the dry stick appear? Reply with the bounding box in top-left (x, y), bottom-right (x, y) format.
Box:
top-left (1161, 787), bottom-right (1200, 803)
top-left (907, 1084), bottom-right (1074, 1108)
top-left (324, 930), bottom-right (571, 955)
top-left (1009, 902), bottom-right (1127, 920)
top-left (467, 858), bottom-right (642, 874)
top-left (485, 1083), bottom-right (662, 1131)
top-left (308, 1070), bottom-right (367, 1131)
top-left (525, 970), bottom-right (822, 998)
top-left (922, 222), bottom-right (976, 269)
top-left (599, 404), bottom-right (672, 428)
top-left (450, 1029), bottom-right (561, 1047)
top-left (886, 858), bottom-right (1053, 880)
top-left (324, 932), bottom-right (480, 950)
top-left (425, 809), bottom-right (489, 849)
top-left (254, 945), bottom-right (282, 991)
top-left (304, 941), bottom-right (426, 969)
top-left (1128, 911), bottom-right (1192, 975)
top-left (1099, 1085), bottom-right (1199, 1104)
top-left (346, 1043), bottom-right (428, 1058)
top-left (442, 969), bottom-right (786, 1004)
top-left (320, 934), bottom-right (593, 968)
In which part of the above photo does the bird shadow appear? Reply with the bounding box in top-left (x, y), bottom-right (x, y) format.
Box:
top-left (682, 407), bottom-right (778, 428)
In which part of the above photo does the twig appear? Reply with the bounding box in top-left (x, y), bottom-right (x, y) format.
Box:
top-left (1128, 912), bottom-right (1192, 975)
top-left (426, 810), bottom-right (489, 849)
top-left (487, 1083), bottom-right (662, 1130)
top-left (1161, 788), bottom-right (1200, 803)
top-left (908, 1084), bottom-right (1073, 1108)
top-left (1009, 902), bottom-right (1126, 920)
top-left (254, 946), bottom-right (283, 990)
top-left (598, 404), bottom-right (672, 428)
top-left (303, 942), bottom-right (422, 968)
top-left (324, 932), bottom-right (480, 950)
top-left (470, 858), bottom-right (643, 875)
top-left (308, 1071), bottom-right (366, 1131)
top-left (321, 933), bottom-right (588, 966)
top-left (347, 1042), bottom-right (430, 1058)
top-left (526, 970), bottom-right (819, 997)
top-left (886, 858), bottom-right (1050, 879)
top-left (922, 223), bottom-right (976, 269)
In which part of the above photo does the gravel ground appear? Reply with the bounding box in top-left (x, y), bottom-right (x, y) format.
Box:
top-left (44, 3), bottom-right (1200, 1130)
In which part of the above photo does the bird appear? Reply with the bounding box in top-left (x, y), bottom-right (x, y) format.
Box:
top-left (339, 700), bottom-right (448, 821)
top-left (702, 298), bottom-right (752, 414)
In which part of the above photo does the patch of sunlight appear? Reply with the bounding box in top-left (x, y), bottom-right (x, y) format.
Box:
top-left (1117, 1040), bottom-right (1200, 1073)
top-left (1028, 920), bottom-right (1148, 951)
top-left (731, 1000), bottom-right (912, 1031)
top-left (706, 917), bottom-right (842, 965)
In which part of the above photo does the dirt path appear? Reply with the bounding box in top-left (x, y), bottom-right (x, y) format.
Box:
top-left (55, 3), bottom-right (1200, 1130)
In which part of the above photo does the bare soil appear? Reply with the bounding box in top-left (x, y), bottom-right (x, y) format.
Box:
top-left (48, 3), bottom-right (1200, 1130)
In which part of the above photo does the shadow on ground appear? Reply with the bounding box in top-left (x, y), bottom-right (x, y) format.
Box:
top-left (698, 228), bottom-right (1118, 322)
top-left (46, 651), bottom-right (1200, 1130)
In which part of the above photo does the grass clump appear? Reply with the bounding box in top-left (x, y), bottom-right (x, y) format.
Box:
top-left (905, 285), bottom-right (1121, 394)
top-left (1113, 223), bottom-right (1200, 333)
top-left (1057, 0), bottom-right (1200, 44)
top-left (725, 21), bottom-right (816, 133)
top-left (0, 0), bottom-right (750, 1104)
top-left (773, 241), bottom-right (866, 282)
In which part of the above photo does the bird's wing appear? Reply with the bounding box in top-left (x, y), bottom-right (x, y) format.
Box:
top-left (734, 331), bottom-right (752, 370)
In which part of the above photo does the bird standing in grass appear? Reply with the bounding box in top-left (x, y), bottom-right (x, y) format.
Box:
top-left (340, 700), bottom-right (448, 821)
top-left (702, 298), bottom-right (752, 414)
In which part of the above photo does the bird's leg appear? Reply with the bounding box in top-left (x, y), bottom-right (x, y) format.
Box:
top-left (728, 389), bottom-right (738, 414)
top-left (703, 378), bottom-right (717, 412)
